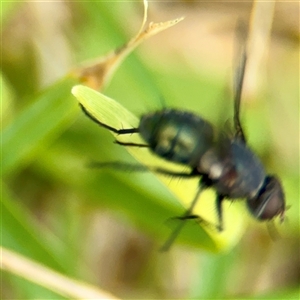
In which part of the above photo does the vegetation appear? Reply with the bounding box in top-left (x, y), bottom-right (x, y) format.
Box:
top-left (1, 1), bottom-right (299, 299)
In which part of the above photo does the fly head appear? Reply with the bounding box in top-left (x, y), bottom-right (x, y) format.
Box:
top-left (247, 175), bottom-right (285, 222)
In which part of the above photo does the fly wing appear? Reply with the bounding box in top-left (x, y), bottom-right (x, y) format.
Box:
top-left (233, 21), bottom-right (248, 143)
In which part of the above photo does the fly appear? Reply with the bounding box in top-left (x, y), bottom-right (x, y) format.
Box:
top-left (79, 23), bottom-right (286, 251)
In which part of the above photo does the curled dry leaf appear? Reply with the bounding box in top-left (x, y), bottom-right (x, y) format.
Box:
top-left (72, 0), bottom-right (184, 90)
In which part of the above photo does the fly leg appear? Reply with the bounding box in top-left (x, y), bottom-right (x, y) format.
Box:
top-left (159, 186), bottom-right (204, 252)
top-left (89, 161), bottom-right (199, 178)
top-left (80, 104), bottom-right (152, 148)
top-left (159, 177), bottom-right (210, 252)
top-left (216, 194), bottom-right (225, 231)
top-left (80, 104), bottom-right (139, 135)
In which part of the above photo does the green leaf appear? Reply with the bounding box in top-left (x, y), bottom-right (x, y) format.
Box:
top-left (2, 78), bottom-right (77, 175)
top-left (72, 84), bottom-right (247, 252)
top-left (1, 182), bottom-right (71, 274)
top-left (1, 2), bottom-right (20, 24)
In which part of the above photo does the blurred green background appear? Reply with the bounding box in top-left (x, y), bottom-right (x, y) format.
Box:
top-left (1, 1), bottom-right (299, 299)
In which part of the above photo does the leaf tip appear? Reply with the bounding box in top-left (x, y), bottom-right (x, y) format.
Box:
top-left (71, 85), bottom-right (81, 97)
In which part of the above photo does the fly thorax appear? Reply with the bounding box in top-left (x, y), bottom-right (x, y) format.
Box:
top-left (199, 149), bottom-right (224, 179)
top-left (217, 140), bottom-right (266, 198)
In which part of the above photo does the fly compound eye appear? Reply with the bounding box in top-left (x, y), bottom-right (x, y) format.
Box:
top-left (247, 176), bottom-right (285, 221)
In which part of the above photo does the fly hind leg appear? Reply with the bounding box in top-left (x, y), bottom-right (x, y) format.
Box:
top-left (80, 103), bottom-right (139, 135)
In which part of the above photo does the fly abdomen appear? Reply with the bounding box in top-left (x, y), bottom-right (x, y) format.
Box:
top-left (139, 109), bottom-right (214, 166)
